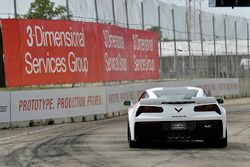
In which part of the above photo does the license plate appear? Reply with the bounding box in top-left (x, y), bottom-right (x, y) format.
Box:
top-left (171, 122), bottom-right (187, 130)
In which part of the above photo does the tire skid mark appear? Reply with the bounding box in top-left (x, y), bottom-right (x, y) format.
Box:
top-left (70, 119), bottom-right (129, 167)
top-left (1, 116), bottom-right (127, 167)
top-left (150, 155), bottom-right (182, 167)
top-left (28, 125), bottom-right (103, 167)
top-left (0, 125), bottom-right (66, 142)
top-left (229, 126), bottom-right (250, 138)
top-left (219, 149), bottom-right (250, 161)
top-left (3, 124), bottom-right (100, 167)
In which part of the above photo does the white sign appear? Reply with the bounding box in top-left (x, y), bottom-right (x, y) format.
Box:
top-left (11, 87), bottom-right (106, 122)
top-left (0, 92), bottom-right (10, 123)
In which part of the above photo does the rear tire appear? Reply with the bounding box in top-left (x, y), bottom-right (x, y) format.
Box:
top-left (129, 139), bottom-right (138, 148)
top-left (217, 131), bottom-right (228, 148)
top-left (128, 122), bottom-right (138, 148)
top-left (204, 130), bottom-right (228, 148)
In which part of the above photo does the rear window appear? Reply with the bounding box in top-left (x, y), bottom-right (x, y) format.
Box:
top-left (153, 88), bottom-right (198, 101)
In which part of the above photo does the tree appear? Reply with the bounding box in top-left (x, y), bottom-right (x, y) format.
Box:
top-left (147, 26), bottom-right (162, 40)
top-left (25, 0), bottom-right (71, 20)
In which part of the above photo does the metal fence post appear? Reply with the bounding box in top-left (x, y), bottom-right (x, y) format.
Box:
top-left (66, 0), bottom-right (70, 19)
top-left (186, 11), bottom-right (192, 77)
top-left (199, 13), bottom-right (204, 78)
top-left (141, 1), bottom-right (144, 30)
top-left (14, 0), bottom-right (17, 18)
top-left (247, 23), bottom-right (249, 75)
top-left (111, 0), bottom-right (116, 25)
top-left (172, 9), bottom-right (177, 76)
top-left (223, 17), bottom-right (227, 78)
top-left (212, 15), bottom-right (217, 78)
top-left (224, 18), bottom-right (228, 55)
top-left (125, 0), bottom-right (129, 28)
top-left (9, 91), bottom-right (12, 128)
top-left (158, 5), bottom-right (162, 77)
top-left (235, 20), bottom-right (238, 78)
top-left (94, 0), bottom-right (99, 23)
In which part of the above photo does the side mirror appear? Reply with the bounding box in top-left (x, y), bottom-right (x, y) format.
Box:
top-left (123, 100), bottom-right (132, 106)
top-left (217, 98), bottom-right (224, 104)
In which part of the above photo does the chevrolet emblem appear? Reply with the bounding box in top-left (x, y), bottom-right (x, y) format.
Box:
top-left (174, 107), bottom-right (183, 113)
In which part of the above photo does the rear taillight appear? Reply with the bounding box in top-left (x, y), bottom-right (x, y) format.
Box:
top-left (194, 104), bottom-right (221, 115)
top-left (136, 106), bottom-right (163, 117)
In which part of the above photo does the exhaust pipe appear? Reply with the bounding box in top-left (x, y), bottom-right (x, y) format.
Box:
top-left (174, 134), bottom-right (179, 139)
top-left (185, 134), bottom-right (191, 139)
top-left (168, 133), bottom-right (190, 140)
top-left (167, 134), bottom-right (174, 139)
top-left (179, 133), bottom-right (185, 139)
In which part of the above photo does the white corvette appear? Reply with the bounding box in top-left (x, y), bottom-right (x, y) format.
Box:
top-left (123, 87), bottom-right (227, 148)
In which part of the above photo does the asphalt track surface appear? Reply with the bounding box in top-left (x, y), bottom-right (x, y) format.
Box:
top-left (0, 98), bottom-right (250, 167)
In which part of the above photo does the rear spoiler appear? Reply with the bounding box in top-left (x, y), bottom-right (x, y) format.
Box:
top-left (140, 97), bottom-right (217, 105)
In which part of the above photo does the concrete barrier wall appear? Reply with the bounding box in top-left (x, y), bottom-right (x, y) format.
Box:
top-left (0, 78), bottom-right (240, 128)
top-left (106, 84), bottom-right (135, 113)
top-left (0, 92), bottom-right (10, 126)
top-left (239, 78), bottom-right (250, 97)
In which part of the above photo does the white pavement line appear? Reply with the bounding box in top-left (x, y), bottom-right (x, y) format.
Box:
top-left (0, 124), bottom-right (66, 142)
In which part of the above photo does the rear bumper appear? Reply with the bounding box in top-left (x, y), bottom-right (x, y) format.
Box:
top-left (134, 120), bottom-right (223, 141)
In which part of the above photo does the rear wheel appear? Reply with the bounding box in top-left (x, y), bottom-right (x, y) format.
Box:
top-left (205, 130), bottom-right (227, 148)
top-left (217, 131), bottom-right (228, 148)
top-left (128, 122), bottom-right (138, 148)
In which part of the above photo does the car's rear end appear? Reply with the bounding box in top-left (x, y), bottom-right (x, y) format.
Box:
top-left (129, 96), bottom-right (227, 147)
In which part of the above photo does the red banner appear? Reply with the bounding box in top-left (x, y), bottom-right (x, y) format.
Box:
top-left (0, 19), bottom-right (159, 87)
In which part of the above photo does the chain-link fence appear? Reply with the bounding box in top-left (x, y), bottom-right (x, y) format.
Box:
top-left (1, 0), bottom-right (250, 79)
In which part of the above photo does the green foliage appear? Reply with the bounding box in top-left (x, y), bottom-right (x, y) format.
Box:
top-left (147, 26), bottom-right (162, 40)
top-left (25, 0), bottom-right (71, 20)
